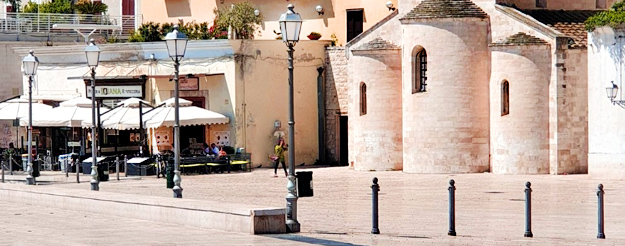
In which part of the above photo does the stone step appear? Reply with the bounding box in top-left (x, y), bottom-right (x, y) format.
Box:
top-left (0, 183), bottom-right (286, 234)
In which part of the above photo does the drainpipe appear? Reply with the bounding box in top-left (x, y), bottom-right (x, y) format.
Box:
top-left (317, 67), bottom-right (326, 163)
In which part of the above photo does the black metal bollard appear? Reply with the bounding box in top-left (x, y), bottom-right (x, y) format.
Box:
top-left (597, 184), bottom-right (605, 239)
top-left (124, 155), bottom-right (128, 177)
top-left (524, 181), bottom-right (533, 238)
top-left (9, 155), bottom-right (12, 175)
top-left (65, 158), bottom-right (69, 177)
top-left (1, 159), bottom-right (4, 183)
top-left (448, 179), bottom-right (456, 236)
top-left (76, 160), bottom-right (80, 183)
top-left (116, 156), bottom-right (120, 181)
top-left (371, 177), bottom-right (380, 234)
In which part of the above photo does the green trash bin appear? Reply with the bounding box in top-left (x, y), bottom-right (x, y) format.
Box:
top-left (166, 159), bottom-right (174, 189)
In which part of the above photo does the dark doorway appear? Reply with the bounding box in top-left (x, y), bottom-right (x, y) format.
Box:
top-left (122, 0), bottom-right (135, 15)
top-left (346, 9), bottom-right (364, 42)
top-left (339, 116), bottom-right (348, 166)
top-left (180, 97), bottom-right (206, 151)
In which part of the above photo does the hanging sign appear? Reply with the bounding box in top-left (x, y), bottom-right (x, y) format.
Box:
top-left (68, 141), bottom-right (81, 147)
top-left (180, 77), bottom-right (199, 91)
top-left (86, 85), bottom-right (143, 98)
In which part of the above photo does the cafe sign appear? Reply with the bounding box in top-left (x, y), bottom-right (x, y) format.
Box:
top-left (86, 85), bottom-right (143, 98)
top-left (180, 77), bottom-right (199, 91)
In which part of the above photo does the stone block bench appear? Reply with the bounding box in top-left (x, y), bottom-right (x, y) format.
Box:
top-left (0, 183), bottom-right (286, 234)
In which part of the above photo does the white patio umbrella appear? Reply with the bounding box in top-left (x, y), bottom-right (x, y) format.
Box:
top-left (0, 98), bottom-right (52, 120)
top-left (19, 97), bottom-right (107, 127)
top-left (82, 98), bottom-right (152, 129)
top-left (139, 98), bottom-right (229, 129)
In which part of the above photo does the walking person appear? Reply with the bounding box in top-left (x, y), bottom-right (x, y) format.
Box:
top-left (273, 138), bottom-right (288, 177)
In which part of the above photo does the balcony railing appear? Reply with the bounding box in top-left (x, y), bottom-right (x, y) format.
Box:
top-left (0, 13), bottom-right (141, 36)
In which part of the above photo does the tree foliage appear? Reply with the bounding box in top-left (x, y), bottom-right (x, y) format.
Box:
top-left (586, 0), bottom-right (625, 31)
top-left (213, 1), bottom-right (263, 39)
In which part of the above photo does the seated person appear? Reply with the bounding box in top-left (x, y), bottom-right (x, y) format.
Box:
top-left (211, 143), bottom-right (220, 156)
top-left (181, 146), bottom-right (192, 156)
top-left (203, 143), bottom-right (211, 155)
top-left (218, 146), bottom-right (227, 158)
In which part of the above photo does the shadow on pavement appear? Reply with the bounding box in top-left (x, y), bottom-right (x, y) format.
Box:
top-left (265, 234), bottom-right (367, 246)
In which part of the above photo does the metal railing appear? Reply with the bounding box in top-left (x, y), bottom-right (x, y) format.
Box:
top-left (0, 13), bottom-right (140, 36)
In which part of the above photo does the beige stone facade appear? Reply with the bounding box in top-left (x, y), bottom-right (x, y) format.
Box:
top-left (328, 0), bottom-right (600, 174)
top-left (490, 44), bottom-right (551, 174)
top-left (348, 48), bottom-right (403, 171)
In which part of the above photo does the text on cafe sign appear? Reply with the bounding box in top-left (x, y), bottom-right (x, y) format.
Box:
top-left (87, 85), bottom-right (142, 98)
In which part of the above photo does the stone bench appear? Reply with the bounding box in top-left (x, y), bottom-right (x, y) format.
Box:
top-left (0, 183), bottom-right (286, 234)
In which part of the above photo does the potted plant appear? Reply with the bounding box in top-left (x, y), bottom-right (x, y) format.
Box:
top-left (307, 32), bottom-right (322, 40)
top-left (74, 0), bottom-right (108, 15)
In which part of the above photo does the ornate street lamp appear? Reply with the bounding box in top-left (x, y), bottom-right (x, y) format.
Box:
top-left (606, 81), bottom-right (618, 102)
top-left (279, 4), bottom-right (302, 233)
top-left (22, 50), bottom-right (38, 185)
top-left (85, 39), bottom-right (100, 191)
top-left (165, 25), bottom-right (188, 198)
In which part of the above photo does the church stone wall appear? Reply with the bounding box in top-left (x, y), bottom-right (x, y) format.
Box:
top-left (324, 47), bottom-right (349, 164)
top-left (490, 45), bottom-right (551, 174)
top-left (348, 50), bottom-right (403, 171)
top-left (557, 48), bottom-right (589, 174)
top-left (401, 18), bottom-right (490, 173)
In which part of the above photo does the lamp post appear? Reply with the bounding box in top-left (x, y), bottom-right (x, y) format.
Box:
top-left (165, 25), bottom-right (188, 198)
top-left (279, 4), bottom-right (302, 233)
top-left (22, 50), bottom-right (38, 185)
top-left (85, 39), bottom-right (101, 191)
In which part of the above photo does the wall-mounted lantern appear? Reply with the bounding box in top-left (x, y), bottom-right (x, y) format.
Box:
top-left (386, 1), bottom-right (396, 11)
top-left (315, 5), bottom-right (324, 15)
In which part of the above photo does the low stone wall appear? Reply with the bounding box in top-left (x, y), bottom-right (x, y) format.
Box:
top-left (0, 183), bottom-right (286, 234)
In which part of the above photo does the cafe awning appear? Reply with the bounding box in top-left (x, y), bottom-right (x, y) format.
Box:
top-left (20, 97), bottom-right (107, 127)
top-left (82, 98), bottom-right (152, 129)
top-left (0, 98), bottom-right (52, 121)
top-left (118, 98), bottom-right (229, 129)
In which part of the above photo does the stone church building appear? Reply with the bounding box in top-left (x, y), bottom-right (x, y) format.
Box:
top-left (325, 0), bottom-right (613, 174)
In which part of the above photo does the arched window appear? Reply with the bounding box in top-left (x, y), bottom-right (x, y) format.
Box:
top-left (360, 83), bottom-right (367, 116)
top-left (412, 47), bottom-right (427, 93)
top-left (501, 80), bottom-right (509, 116)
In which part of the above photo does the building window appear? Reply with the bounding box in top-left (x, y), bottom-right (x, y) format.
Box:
top-left (347, 9), bottom-right (364, 42)
top-left (536, 0), bottom-right (546, 8)
top-left (502, 80), bottom-right (509, 116)
top-left (596, 0), bottom-right (606, 8)
top-left (360, 82), bottom-right (367, 116)
top-left (412, 47), bottom-right (427, 93)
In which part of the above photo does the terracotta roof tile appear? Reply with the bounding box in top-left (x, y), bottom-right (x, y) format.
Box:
top-left (352, 38), bottom-right (400, 51)
top-left (400, 0), bottom-right (488, 20)
top-left (492, 32), bottom-right (548, 46)
top-left (522, 10), bottom-right (601, 48)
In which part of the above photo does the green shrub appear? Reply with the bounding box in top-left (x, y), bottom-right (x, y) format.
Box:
top-left (586, 0), bottom-right (625, 31)
top-left (23, 1), bottom-right (38, 13)
top-left (128, 22), bottom-right (161, 42)
top-left (39, 0), bottom-right (73, 14)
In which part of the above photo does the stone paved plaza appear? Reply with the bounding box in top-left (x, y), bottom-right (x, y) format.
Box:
top-left (2, 167), bottom-right (625, 245)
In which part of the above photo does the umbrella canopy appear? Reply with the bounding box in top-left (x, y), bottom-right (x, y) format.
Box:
top-left (20, 97), bottom-right (107, 127)
top-left (0, 98), bottom-right (52, 120)
top-left (82, 98), bottom-right (152, 129)
top-left (138, 98), bottom-right (229, 129)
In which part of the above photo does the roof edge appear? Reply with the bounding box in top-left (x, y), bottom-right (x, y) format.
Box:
top-left (494, 4), bottom-right (565, 39)
top-left (346, 10), bottom-right (399, 50)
